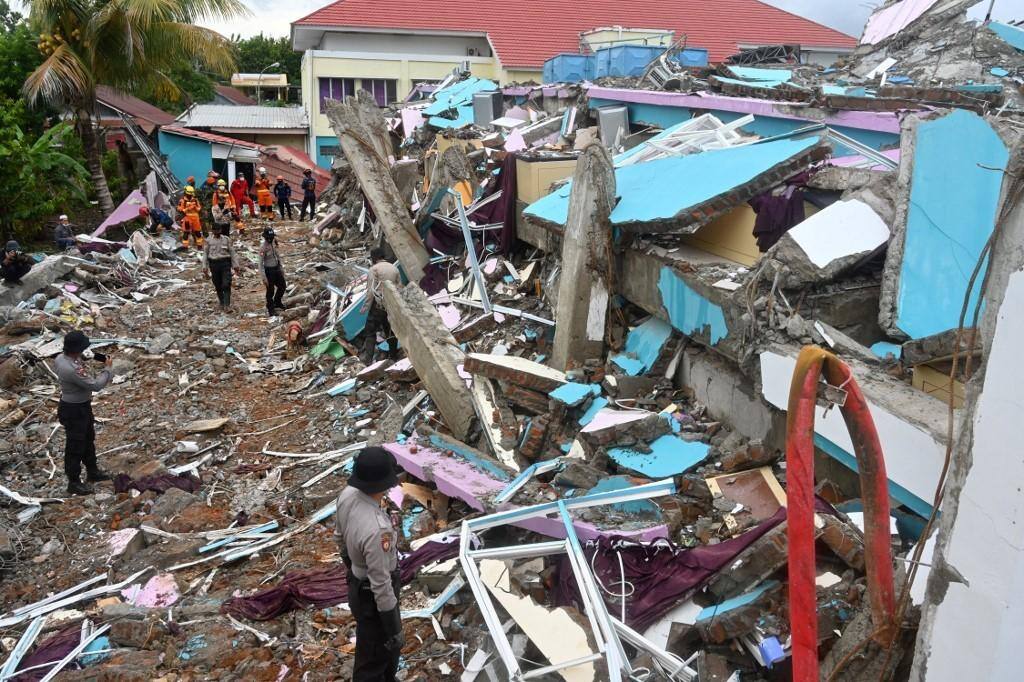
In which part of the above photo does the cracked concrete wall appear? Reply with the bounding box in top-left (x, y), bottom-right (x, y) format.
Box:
top-left (911, 169), bottom-right (1024, 681)
top-left (676, 347), bottom-right (781, 446)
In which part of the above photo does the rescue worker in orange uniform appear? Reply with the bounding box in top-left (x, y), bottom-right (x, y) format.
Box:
top-left (254, 167), bottom-right (274, 220)
top-left (176, 186), bottom-right (204, 248)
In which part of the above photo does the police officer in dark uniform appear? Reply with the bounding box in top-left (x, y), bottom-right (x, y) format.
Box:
top-left (335, 447), bottom-right (404, 681)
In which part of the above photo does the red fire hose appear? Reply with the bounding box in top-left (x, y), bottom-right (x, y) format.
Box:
top-left (786, 346), bottom-right (896, 682)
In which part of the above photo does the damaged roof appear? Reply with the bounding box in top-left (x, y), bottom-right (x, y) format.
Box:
top-left (292, 0), bottom-right (857, 67)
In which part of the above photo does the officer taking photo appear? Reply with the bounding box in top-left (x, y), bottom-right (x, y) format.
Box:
top-left (55, 331), bottom-right (112, 495)
top-left (335, 447), bottom-right (404, 681)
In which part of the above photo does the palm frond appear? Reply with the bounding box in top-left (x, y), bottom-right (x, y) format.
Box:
top-left (22, 43), bottom-right (92, 108)
top-left (148, 22), bottom-right (238, 77)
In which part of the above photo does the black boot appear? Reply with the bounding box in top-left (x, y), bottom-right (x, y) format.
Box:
top-left (67, 480), bottom-right (94, 495)
top-left (86, 469), bottom-right (111, 482)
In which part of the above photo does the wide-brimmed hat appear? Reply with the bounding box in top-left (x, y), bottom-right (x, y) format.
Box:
top-left (347, 447), bottom-right (399, 493)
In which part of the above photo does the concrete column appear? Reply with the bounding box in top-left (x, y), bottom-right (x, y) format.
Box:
top-left (324, 93), bottom-right (429, 282)
top-left (550, 144), bottom-right (616, 371)
top-left (382, 281), bottom-right (475, 440)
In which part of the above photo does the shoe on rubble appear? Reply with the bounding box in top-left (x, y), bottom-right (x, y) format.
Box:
top-left (86, 469), bottom-right (111, 482)
top-left (67, 480), bottom-right (94, 496)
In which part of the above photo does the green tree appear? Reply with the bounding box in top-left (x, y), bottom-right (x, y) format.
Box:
top-left (0, 121), bottom-right (88, 241)
top-left (232, 33), bottom-right (302, 102)
top-left (138, 62), bottom-right (217, 114)
top-left (0, 0), bottom-right (50, 135)
top-left (21, 0), bottom-right (249, 213)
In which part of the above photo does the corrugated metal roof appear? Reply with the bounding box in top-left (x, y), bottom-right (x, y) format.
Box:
top-left (293, 0), bottom-right (857, 67)
top-left (95, 85), bottom-right (176, 127)
top-left (160, 126), bottom-right (263, 150)
top-left (175, 105), bottom-right (308, 130)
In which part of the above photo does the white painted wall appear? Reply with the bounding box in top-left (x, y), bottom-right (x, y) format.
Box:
top-left (917, 269), bottom-right (1024, 681)
top-left (759, 349), bottom-right (946, 508)
top-left (787, 199), bottom-right (889, 268)
top-left (319, 31), bottom-right (492, 57)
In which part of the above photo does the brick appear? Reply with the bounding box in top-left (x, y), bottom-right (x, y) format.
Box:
top-left (518, 416), bottom-right (551, 462)
top-left (819, 514), bottom-right (866, 570)
top-left (464, 353), bottom-right (567, 393)
top-left (452, 313), bottom-right (499, 343)
top-left (500, 382), bottom-right (550, 414)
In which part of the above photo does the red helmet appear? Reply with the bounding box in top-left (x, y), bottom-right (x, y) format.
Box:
top-left (138, 206), bottom-right (150, 217)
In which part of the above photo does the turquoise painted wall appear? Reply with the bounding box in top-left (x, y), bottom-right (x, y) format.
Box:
top-left (589, 98), bottom-right (900, 155)
top-left (315, 135), bottom-right (339, 170)
top-left (895, 110), bottom-right (1007, 339)
top-left (158, 131), bottom-right (213, 184)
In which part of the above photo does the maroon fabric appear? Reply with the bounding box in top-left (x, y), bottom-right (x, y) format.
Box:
top-left (11, 624), bottom-right (81, 682)
top-left (113, 472), bottom-right (201, 494)
top-left (749, 187), bottom-right (806, 252)
top-left (553, 500), bottom-right (837, 631)
top-left (221, 539), bottom-right (459, 620)
top-left (467, 153), bottom-right (518, 256)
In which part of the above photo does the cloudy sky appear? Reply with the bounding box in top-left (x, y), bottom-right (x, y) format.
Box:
top-left (196, 0), bottom-right (1023, 40)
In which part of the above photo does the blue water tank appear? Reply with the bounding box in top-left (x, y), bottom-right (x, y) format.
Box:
top-left (595, 45), bottom-right (666, 77)
top-left (675, 48), bottom-right (709, 68)
top-left (542, 53), bottom-right (596, 83)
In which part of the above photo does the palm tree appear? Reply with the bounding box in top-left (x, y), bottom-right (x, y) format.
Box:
top-left (21, 0), bottom-right (249, 212)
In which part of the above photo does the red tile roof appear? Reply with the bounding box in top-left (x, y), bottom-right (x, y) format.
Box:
top-left (293, 0), bottom-right (856, 68)
top-left (95, 85), bottom-right (176, 127)
top-left (160, 125), bottom-right (263, 150)
top-left (214, 84), bottom-right (258, 105)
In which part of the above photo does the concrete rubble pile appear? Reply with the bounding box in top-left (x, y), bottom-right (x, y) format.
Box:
top-left (2, 9), bottom-right (1024, 681)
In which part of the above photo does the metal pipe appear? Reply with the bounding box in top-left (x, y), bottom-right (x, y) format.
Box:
top-left (449, 188), bottom-right (492, 314)
top-left (466, 541), bottom-right (568, 560)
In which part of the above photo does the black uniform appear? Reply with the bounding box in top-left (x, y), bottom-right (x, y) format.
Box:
top-left (300, 175), bottom-right (317, 221)
top-left (274, 181), bottom-right (293, 220)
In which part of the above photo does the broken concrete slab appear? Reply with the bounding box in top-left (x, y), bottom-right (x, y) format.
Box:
top-left (384, 441), bottom-right (668, 541)
top-left (551, 144), bottom-right (616, 370)
top-left (695, 580), bottom-right (783, 643)
top-left (0, 255), bottom-right (75, 307)
top-left (579, 409), bottom-right (668, 448)
top-left (879, 110), bottom-right (1011, 339)
top-left (549, 382), bottom-right (601, 408)
top-left (464, 353), bottom-right (567, 393)
top-left (324, 93), bottom-right (430, 281)
top-left (766, 199), bottom-right (890, 285)
top-left (608, 435), bottom-right (710, 478)
top-left (384, 282), bottom-right (475, 439)
top-left (525, 136), bottom-right (830, 234)
top-left (900, 327), bottom-right (980, 367)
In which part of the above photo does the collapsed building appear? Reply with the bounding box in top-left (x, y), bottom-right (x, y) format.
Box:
top-left (2, 1), bottom-right (1024, 680)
